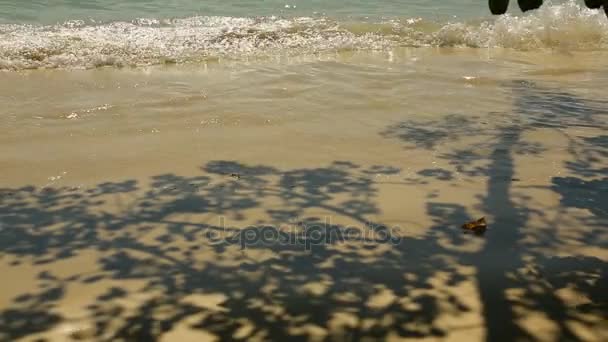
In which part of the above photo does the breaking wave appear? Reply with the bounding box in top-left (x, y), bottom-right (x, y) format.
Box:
top-left (1, 1), bottom-right (607, 70)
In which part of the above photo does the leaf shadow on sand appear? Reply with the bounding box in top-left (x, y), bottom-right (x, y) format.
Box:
top-left (0, 81), bottom-right (607, 341)
top-left (0, 161), bottom-right (473, 341)
top-left (382, 80), bottom-right (608, 341)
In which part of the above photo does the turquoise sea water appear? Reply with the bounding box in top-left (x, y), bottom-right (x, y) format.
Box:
top-left (0, 0), bottom-right (607, 70)
top-left (0, 0), bottom-right (490, 24)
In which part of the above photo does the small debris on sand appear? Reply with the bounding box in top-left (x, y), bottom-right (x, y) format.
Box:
top-left (461, 217), bottom-right (487, 235)
top-left (230, 173), bottom-right (241, 180)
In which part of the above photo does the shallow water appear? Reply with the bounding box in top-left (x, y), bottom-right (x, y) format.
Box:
top-left (2, 47), bottom-right (607, 185)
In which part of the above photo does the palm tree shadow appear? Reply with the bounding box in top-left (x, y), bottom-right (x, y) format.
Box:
top-left (382, 79), bottom-right (608, 341)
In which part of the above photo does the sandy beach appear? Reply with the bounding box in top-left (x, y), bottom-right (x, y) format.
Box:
top-left (0, 45), bottom-right (607, 341)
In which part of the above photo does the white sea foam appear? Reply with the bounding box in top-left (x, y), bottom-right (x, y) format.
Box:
top-left (0, 1), bottom-right (606, 70)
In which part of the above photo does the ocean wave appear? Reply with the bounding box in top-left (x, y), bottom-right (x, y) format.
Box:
top-left (1, 1), bottom-right (607, 70)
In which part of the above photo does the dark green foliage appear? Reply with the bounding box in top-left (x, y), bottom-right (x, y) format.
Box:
top-left (518, 0), bottom-right (543, 12)
top-left (489, 0), bottom-right (510, 15)
top-left (585, 0), bottom-right (604, 9)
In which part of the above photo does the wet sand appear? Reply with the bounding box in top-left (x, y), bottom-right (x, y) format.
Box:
top-left (0, 49), bottom-right (607, 341)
